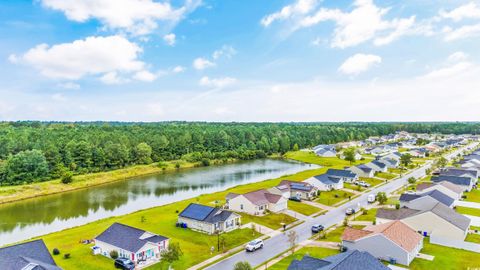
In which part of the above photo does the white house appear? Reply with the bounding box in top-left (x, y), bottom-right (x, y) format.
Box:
top-left (226, 189), bottom-right (287, 215)
top-left (304, 174), bottom-right (343, 191)
top-left (315, 148), bottom-right (337, 157)
top-left (399, 190), bottom-right (455, 210)
top-left (341, 221), bottom-right (423, 266)
top-left (269, 180), bottom-right (317, 200)
top-left (178, 203), bottom-right (240, 234)
top-left (325, 168), bottom-right (359, 183)
top-left (94, 223), bottom-right (169, 266)
top-left (365, 160), bottom-right (388, 173)
top-left (348, 165), bottom-right (375, 178)
top-left (379, 157), bottom-right (399, 168)
top-left (416, 182), bottom-right (463, 200)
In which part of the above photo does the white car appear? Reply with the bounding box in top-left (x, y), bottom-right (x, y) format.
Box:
top-left (367, 194), bottom-right (376, 203)
top-left (245, 239), bottom-right (264, 252)
top-left (345, 207), bottom-right (356, 215)
top-left (357, 181), bottom-right (371, 188)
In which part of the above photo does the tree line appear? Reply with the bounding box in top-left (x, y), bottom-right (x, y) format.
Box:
top-left (0, 121), bottom-right (478, 185)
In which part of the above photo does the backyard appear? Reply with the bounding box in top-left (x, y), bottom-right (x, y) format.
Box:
top-left (315, 190), bottom-right (354, 206)
top-left (465, 188), bottom-right (480, 203)
top-left (409, 241), bottom-right (480, 270)
top-left (240, 212), bottom-right (297, 230)
top-left (288, 200), bottom-right (322, 216)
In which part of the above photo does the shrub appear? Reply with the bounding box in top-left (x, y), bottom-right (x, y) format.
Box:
top-left (61, 171), bottom-right (73, 184)
top-left (175, 162), bottom-right (181, 169)
top-left (201, 158), bottom-right (210, 166)
top-left (64, 253), bottom-right (71, 259)
top-left (52, 248), bottom-right (60, 255)
top-left (395, 203), bottom-right (400, 209)
top-left (110, 250), bottom-right (119, 259)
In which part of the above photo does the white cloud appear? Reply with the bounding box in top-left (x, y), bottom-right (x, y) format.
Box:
top-left (212, 45), bottom-right (237, 60)
top-left (58, 82), bottom-right (81, 90)
top-left (11, 35), bottom-right (159, 84)
top-left (100, 71), bottom-right (128, 84)
top-left (133, 70), bottom-right (157, 82)
top-left (41, 0), bottom-right (201, 36)
top-left (172, 66), bottom-right (185, 73)
top-left (448, 51), bottom-right (468, 63)
top-left (443, 23), bottom-right (480, 41)
top-left (261, 0), bottom-right (319, 27)
top-left (440, 2), bottom-right (480, 22)
top-left (199, 76), bottom-right (236, 88)
top-left (422, 52), bottom-right (473, 79)
top-left (193, 57), bottom-right (215, 70)
top-left (51, 93), bottom-right (67, 101)
top-left (163, 33), bottom-right (176, 46)
top-left (338, 53), bottom-right (382, 75)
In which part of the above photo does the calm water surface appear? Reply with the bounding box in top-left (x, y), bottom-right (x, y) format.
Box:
top-left (0, 159), bottom-right (316, 246)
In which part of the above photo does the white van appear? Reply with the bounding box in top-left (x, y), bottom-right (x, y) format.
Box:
top-left (367, 194), bottom-right (376, 203)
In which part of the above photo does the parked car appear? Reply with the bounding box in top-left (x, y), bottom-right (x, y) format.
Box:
top-left (311, 224), bottom-right (324, 233)
top-left (367, 194), bottom-right (376, 203)
top-left (345, 208), bottom-right (356, 215)
top-left (114, 258), bottom-right (135, 270)
top-left (246, 239), bottom-right (264, 252)
top-left (356, 181), bottom-right (371, 188)
top-left (289, 196), bottom-right (301, 202)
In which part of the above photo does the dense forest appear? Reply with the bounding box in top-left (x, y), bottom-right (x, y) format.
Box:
top-left (0, 122), bottom-right (479, 185)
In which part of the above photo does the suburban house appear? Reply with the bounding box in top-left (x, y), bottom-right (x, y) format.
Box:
top-left (94, 223), bottom-right (169, 266)
top-left (269, 180), bottom-right (317, 200)
top-left (381, 151), bottom-right (403, 161)
top-left (226, 189), bottom-right (287, 215)
top-left (304, 174), bottom-right (344, 191)
top-left (431, 175), bottom-right (474, 192)
top-left (0, 239), bottom-right (62, 270)
top-left (407, 149), bottom-right (426, 158)
top-left (178, 203), bottom-right (240, 234)
top-left (341, 221), bottom-right (423, 266)
top-left (441, 167), bottom-right (478, 182)
top-left (379, 157), bottom-right (399, 168)
top-left (416, 181), bottom-right (464, 200)
top-left (315, 147), bottom-right (337, 157)
top-left (365, 160), bottom-right (388, 173)
top-left (399, 190), bottom-right (456, 210)
top-left (376, 203), bottom-right (471, 241)
top-left (348, 164), bottom-right (375, 178)
top-left (287, 250), bottom-right (389, 270)
top-left (326, 168), bottom-right (359, 183)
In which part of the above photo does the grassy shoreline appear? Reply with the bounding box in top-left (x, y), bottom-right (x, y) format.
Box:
top-left (0, 158), bottom-right (238, 205)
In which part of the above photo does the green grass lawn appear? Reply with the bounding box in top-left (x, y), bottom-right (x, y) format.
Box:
top-left (465, 189), bottom-right (480, 203)
top-left (466, 233), bottom-right (480, 244)
top-left (386, 196), bottom-right (400, 206)
top-left (354, 208), bottom-right (377, 222)
top-left (375, 172), bottom-right (397, 180)
top-left (315, 190), bottom-right (354, 206)
top-left (284, 151), bottom-right (368, 168)
top-left (388, 168), bottom-right (403, 174)
top-left (361, 177), bottom-right (384, 187)
top-left (267, 246), bottom-right (339, 270)
top-left (409, 240), bottom-right (480, 270)
top-left (318, 225), bottom-right (365, 243)
top-left (456, 206), bottom-right (480, 217)
top-left (288, 200), bottom-right (322, 216)
top-left (240, 212), bottom-right (297, 230)
top-left (471, 226), bottom-right (480, 231)
top-left (344, 183), bottom-right (365, 192)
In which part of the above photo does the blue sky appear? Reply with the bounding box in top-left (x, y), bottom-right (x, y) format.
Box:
top-left (1, 0), bottom-right (480, 121)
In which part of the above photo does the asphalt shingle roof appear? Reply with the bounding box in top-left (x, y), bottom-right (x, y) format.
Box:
top-left (399, 190), bottom-right (455, 207)
top-left (288, 250), bottom-right (389, 270)
top-left (0, 240), bottom-right (61, 270)
top-left (326, 169), bottom-right (357, 179)
top-left (313, 174), bottom-right (342, 185)
top-left (431, 175), bottom-right (472, 186)
top-left (95, 223), bottom-right (168, 253)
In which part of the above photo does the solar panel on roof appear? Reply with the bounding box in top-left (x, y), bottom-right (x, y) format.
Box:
top-left (291, 183), bottom-right (310, 191)
top-left (180, 203), bottom-right (215, 221)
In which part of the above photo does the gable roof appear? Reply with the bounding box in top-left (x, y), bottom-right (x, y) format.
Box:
top-left (399, 190), bottom-right (455, 207)
top-left (313, 174), bottom-right (342, 185)
top-left (288, 251), bottom-right (388, 270)
top-left (361, 221), bottom-right (422, 252)
top-left (179, 203), bottom-right (238, 223)
top-left (278, 180), bottom-right (315, 192)
top-left (326, 169), bottom-right (357, 179)
top-left (442, 168), bottom-right (478, 179)
top-left (376, 208), bottom-right (420, 220)
top-left (0, 240), bottom-right (62, 270)
top-left (355, 164), bottom-right (373, 173)
top-left (431, 175), bottom-right (472, 186)
top-left (438, 181), bottom-right (465, 194)
top-left (231, 189), bottom-right (283, 205)
top-left (287, 255), bottom-right (331, 270)
top-left (95, 223), bottom-right (168, 253)
top-left (370, 160), bottom-right (386, 169)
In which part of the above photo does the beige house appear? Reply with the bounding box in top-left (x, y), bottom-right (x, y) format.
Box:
top-left (416, 181), bottom-right (463, 200)
top-left (376, 203), bottom-right (471, 241)
top-left (342, 221), bottom-right (423, 266)
top-left (178, 203), bottom-right (240, 235)
top-left (226, 189), bottom-right (287, 216)
top-left (268, 180), bottom-right (317, 200)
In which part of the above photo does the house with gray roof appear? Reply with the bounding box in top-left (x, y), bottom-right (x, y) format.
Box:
top-left (416, 181), bottom-right (463, 200)
top-left (365, 160), bottom-right (388, 173)
top-left (379, 157), bottom-right (399, 168)
top-left (399, 190), bottom-right (456, 210)
top-left (0, 239), bottom-right (62, 270)
top-left (315, 147), bottom-right (337, 157)
top-left (94, 223), bottom-right (169, 266)
top-left (431, 175), bottom-right (474, 191)
top-left (376, 203), bottom-right (471, 241)
top-left (304, 174), bottom-right (344, 191)
top-left (441, 167), bottom-right (478, 182)
top-left (269, 180), bottom-right (317, 200)
top-left (326, 169), bottom-right (359, 183)
top-left (179, 203), bottom-right (240, 234)
top-left (287, 250), bottom-right (389, 270)
top-left (226, 189), bottom-right (287, 216)
top-left (347, 164), bottom-right (374, 178)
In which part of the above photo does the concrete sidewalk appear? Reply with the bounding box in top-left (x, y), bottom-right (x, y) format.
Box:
top-left (302, 200), bottom-right (334, 211)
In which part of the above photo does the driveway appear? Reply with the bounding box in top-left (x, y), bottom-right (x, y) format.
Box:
top-left (204, 144), bottom-right (474, 270)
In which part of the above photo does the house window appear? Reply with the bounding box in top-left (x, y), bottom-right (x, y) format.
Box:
top-left (259, 205), bottom-right (264, 210)
top-left (240, 204), bottom-right (243, 210)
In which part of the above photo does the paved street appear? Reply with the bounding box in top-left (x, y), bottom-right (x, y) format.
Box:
top-left (206, 143), bottom-right (476, 270)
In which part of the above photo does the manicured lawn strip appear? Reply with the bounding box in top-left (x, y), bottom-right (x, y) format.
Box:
top-left (466, 233), bottom-right (480, 244)
top-left (471, 226), bottom-right (480, 231)
top-left (284, 151), bottom-right (368, 168)
top-left (344, 183), bottom-right (364, 192)
top-left (315, 190), bottom-right (354, 206)
top-left (288, 201), bottom-right (322, 216)
top-left (240, 213), bottom-right (297, 230)
top-left (375, 172), bottom-right (397, 180)
top-left (388, 168), bottom-right (403, 174)
top-left (409, 240), bottom-right (480, 270)
top-left (361, 177), bottom-right (384, 187)
top-left (456, 206), bottom-right (480, 217)
top-left (354, 208), bottom-right (377, 222)
top-left (386, 196), bottom-right (400, 206)
top-left (465, 189), bottom-right (480, 203)
top-left (318, 225), bottom-right (364, 243)
top-left (267, 247), bottom-right (339, 270)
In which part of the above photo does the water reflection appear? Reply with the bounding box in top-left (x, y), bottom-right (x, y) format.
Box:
top-left (0, 159), bottom-right (315, 246)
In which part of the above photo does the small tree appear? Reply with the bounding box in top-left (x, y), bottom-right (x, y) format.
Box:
top-left (287, 230), bottom-right (298, 255)
top-left (408, 177), bottom-right (416, 185)
top-left (400, 153), bottom-right (413, 168)
top-left (343, 217), bottom-right (349, 227)
top-left (376, 192), bottom-right (388, 205)
top-left (233, 261), bottom-right (253, 270)
top-left (52, 248), bottom-right (60, 255)
top-left (61, 171), bottom-right (73, 184)
top-left (293, 143), bottom-right (299, 151)
top-left (109, 250), bottom-right (119, 259)
top-left (435, 157), bottom-right (448, 169)
top-left (161, 242), bottom-right (183, 268)
top-left (343, 148), bottom-right (356, 164)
